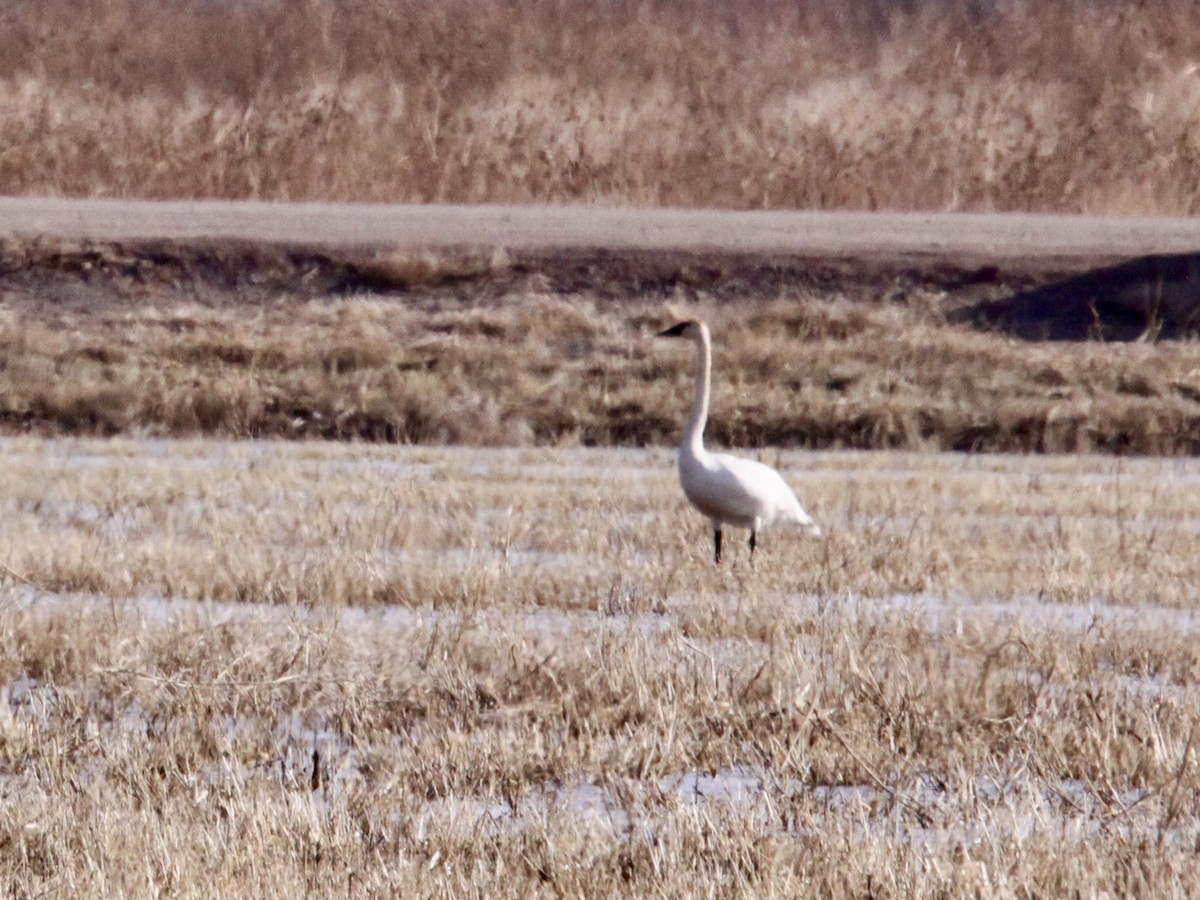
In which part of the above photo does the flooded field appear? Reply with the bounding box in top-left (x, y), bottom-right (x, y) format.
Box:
top-left (3, 438), bottom-right (1200, 896)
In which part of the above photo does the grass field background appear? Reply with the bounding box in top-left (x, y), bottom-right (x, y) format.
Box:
top-left (5, 237), bottom-right (1200, 453)
top-left (3, 438), bottom-right (1200, 895)
top-left (3, 0), bottom-right (1200, 213)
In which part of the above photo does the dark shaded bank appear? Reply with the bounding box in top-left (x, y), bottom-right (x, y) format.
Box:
top-left (954, 253), bottom-right (1200, 341)
top-left (7, 233), bottom-right (1199, 337)
top-left (0, 234), bottom-right (1028, 307)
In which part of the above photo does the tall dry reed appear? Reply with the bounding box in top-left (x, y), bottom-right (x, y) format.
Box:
top-left (3, 0), bottom-right (1199, 212)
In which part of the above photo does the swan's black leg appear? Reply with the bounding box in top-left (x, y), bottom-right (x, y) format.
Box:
top-left (713, 528), bottom-right (723, 564)
top-left (749, 530), bottom-right (757, 558)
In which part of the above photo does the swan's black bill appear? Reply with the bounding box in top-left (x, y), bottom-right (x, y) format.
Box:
top-left (657, 321), bottom-right (692, 338)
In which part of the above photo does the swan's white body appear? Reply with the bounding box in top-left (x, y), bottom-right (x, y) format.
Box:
top-left (659, 319), bottom-right (819, 562)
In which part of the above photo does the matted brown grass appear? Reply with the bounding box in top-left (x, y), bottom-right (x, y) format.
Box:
top-left (3, 0), bottom-right (1200, 213)
top-left (2, 438), bottom-right (1200, 895)
top-left (4, 242), bottom-right (1200, 454)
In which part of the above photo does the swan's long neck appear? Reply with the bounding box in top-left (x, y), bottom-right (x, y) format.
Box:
top-left (683, 324), bottom-right (712, 457)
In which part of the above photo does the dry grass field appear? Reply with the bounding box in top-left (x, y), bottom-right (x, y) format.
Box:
top-left (5, 0), bottom-right (1200, 891)
top-left (5, 233), bottom-right (1200, 454)
top-left (3, 0), bottom-right (1200, 213)
top-left (2, 437), bottom-right (1200, 896)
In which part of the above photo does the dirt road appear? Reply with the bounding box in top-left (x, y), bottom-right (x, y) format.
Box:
top-left (4, 197), bottom-right (1200, 272)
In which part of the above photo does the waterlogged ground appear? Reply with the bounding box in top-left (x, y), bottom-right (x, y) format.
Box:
top-left (3, 438), bottom-right (1200, 896)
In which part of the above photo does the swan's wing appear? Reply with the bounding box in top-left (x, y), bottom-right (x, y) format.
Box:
top-left (718, 455), bottom-right (817, 526)
top-left (684, 452), bottom-right (819, 533)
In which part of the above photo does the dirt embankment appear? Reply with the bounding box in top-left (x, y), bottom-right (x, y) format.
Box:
top-left (5, 197), bottom-right (1200, 310)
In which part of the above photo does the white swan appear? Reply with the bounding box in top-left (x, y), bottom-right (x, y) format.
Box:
top-left (658, 319), bottom-right (820, 563)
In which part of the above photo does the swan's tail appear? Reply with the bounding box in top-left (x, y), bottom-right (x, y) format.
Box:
top-left (789, 503), bottom-right (822, 538)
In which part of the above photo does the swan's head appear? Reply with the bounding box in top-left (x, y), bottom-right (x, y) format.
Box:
top-left (657, 319), bottom-right (708, 341)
